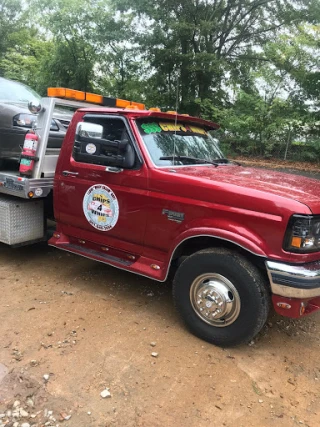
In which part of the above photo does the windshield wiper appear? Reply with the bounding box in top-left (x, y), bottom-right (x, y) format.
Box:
top-left (159, 155), bottom-right (219, 166)
top-left (211, 158), bottom-right (241, 166)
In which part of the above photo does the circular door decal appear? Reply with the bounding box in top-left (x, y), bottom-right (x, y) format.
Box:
top-left (85, 143), bottom-right (96, 154)
top-left (83, 184), bottom-right (119, 231)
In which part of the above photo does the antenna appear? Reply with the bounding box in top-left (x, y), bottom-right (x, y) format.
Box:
top-left (172, 78), bottom-right (179, 165)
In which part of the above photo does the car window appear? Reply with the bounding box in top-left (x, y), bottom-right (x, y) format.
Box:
top-left (73, 116), bottom-right (137, 169)
top-left (0, 79), bottom-right (40, 102)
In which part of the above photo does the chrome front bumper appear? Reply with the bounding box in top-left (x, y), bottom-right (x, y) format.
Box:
top-left (266, 260), bottom-right (320, 299)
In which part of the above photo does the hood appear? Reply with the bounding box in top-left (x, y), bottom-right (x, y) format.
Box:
top-left (172, 164), bottom-right (320, 213)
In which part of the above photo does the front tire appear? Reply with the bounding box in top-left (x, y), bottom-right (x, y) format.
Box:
top-left (172, 248), bottom-right (270, 347)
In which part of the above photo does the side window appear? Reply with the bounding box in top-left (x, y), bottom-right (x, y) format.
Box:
top-left (73, 116), bottom-right (137, 169)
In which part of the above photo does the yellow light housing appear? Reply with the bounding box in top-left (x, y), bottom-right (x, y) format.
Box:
top-left (300, 303), bottom-right (306, 315)
top-left (47, 86), bottom-right (145, 110)
top-left (167, 110), bottom-right (177, 114)
top-left (149, 107), bottom-right (161, 112)
top-left (86, 92), bottom-right (103, 104)
top-left (131, 101), bottom-right (145, 110)
top-left (47, 87), bottom-right (67, 97)
top-left (65, 89), bottom-right (85, 101)
top-left (291, 237), bottom-right (302, 248)
top-left (125, 105), bottom-right (140, 110)
top-left (48, 87), bottom-right (86, 101)
top-left (116, 99), bottom-right (130, 108)
top-left (28, 191), bottom-right (34, 198)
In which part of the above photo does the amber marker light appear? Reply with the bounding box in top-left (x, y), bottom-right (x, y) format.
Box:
top-left (65, 89), bottom-right (86, 101)
top-left (48, 87), bottom-right (86, 101)
top-left (125, 105), bottom-right (139, 110)
top-left (47, 87), bottom-right (145, 109)
top-left (291, 237), bottom-right (302, 248)
top-left (131, 102), bottom-right (145, 110)
top-left (116, 99), bottom-right (130, 108)
top-left (276, 302), bottom-right (291, 310)
top-left (47, 88), bottom-right (66, 97)
top-left (28, 191), bottom-right (34, 198)
top-left (86, 92), bottom-right (103, 104)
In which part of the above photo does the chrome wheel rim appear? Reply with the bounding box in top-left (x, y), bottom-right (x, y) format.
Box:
top-left (190, 273), bottom-right (241, 327)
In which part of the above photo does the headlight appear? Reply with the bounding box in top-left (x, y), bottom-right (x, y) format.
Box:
top-left (284, 214), bottom-right (320, 253)
top-left (13, 113), bottom-right (36, 128)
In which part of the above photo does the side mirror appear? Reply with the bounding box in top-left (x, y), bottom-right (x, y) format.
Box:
top-left (76, 122), bottom-right (103, 139)
top-left (73, 122), bottom-right (132, 168)
top-left (28, 100), bottom-right (42, 114)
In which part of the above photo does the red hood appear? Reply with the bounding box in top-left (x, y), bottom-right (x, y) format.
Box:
top-left (172, 165), bottom-right (320, 213)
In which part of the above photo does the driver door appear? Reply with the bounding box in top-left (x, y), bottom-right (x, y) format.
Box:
top-left (54, 114), bottom-right (149, 255)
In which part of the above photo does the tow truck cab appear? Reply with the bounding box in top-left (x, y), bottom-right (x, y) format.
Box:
top-left (1, 88), bottom-right (320, 347)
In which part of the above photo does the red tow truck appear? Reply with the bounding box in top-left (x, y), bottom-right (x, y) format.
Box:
top-left (1, 87), bottom-right (320, 347)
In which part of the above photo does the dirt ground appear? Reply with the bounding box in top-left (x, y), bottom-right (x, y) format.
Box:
top-left (0, 241), bottom-right (319, 427)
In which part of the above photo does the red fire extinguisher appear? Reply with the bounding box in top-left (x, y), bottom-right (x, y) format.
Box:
top-left (19, 131), bottom-right (39, 176)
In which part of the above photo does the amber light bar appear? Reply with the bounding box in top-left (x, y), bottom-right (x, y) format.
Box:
top-left (47, 87), bottom-right (145, 110)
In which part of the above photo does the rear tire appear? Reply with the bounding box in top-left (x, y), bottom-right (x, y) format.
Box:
top-left (172, 248), bottom-right (270, 347)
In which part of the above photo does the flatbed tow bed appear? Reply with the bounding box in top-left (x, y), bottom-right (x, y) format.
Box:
top-left (0, 97), bottom-right (99, 200)
top-left (0, 96), bottom-right (100, 246)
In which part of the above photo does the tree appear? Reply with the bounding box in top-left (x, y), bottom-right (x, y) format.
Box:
top-left (92, 5), bottom-right (147, 101)
top-left (0, 0), bottom-right (27, 76)
top-left (113, 0), bottom-right (315, 113)
top-left (32, 0), bottom-right (101, 91)
top-left (1, 28), bottom-right (53, 94)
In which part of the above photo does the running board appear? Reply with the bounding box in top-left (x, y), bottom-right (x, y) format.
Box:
top-left (51, 243), bottom-right (134, 266)
top-left (49, 236), bottom-right (167, 282)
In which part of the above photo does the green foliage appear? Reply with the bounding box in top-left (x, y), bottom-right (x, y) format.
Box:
top-left (0, 0), bottom-right (28, 76)
top-left (31, 0), bottom-right (100, 92)
top-left (113, 0), bottom-right (315, 114)
top-left (0, 0), bottom-right (319, 161)
top-left (1, 29), bottom-right (53, 94)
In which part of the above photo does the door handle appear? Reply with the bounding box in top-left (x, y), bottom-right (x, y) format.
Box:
top-left (62, 170), bottom-right (79, 176)
top-left (105, 166), bottom-right (123, 173)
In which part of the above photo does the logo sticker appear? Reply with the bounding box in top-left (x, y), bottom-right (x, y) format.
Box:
top-left (83, 185), bottom-right (119, 231)
top-left (85, 143), bottom-right (97, 154)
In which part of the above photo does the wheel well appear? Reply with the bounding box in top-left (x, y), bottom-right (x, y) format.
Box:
top-left (169, 236), bottom-right (267, 277)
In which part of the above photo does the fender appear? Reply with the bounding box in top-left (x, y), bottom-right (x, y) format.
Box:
top-left (162, 224), bottom-right (268, 281)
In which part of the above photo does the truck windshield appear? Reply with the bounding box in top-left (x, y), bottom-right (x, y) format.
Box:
top-left (136, 118), bottom-right (225, 166)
